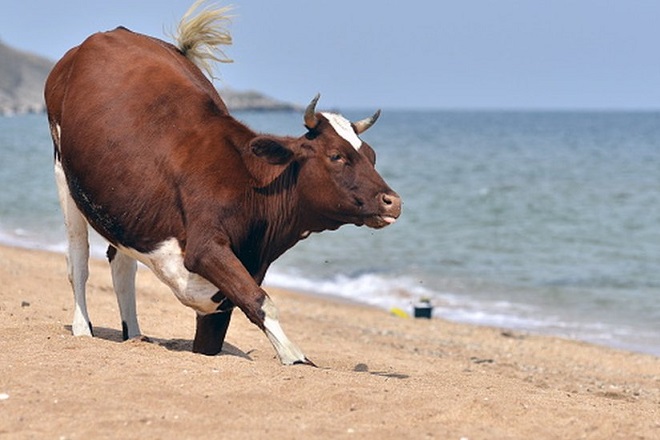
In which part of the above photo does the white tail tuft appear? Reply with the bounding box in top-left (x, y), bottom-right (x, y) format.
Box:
top-left (175, 0), bottom-right (233, 79)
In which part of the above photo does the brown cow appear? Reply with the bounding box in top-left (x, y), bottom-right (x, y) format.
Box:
top-left (44, 2), bottom-right (401, 365)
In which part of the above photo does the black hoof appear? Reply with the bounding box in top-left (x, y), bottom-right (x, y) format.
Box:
top-left (293, 357), bottom-right (317, 367)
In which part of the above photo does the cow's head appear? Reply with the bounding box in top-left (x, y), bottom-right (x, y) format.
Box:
top-left (245, 94), bottom-right (402, 231)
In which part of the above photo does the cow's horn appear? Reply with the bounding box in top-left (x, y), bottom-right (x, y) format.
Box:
top-left (304, 93), bottom-right (320, 129)
top-left (354, 109), bottom-right (381, 134)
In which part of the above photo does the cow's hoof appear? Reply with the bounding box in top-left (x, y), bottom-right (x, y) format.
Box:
top-left (293, 357), bottom-right (317, 367)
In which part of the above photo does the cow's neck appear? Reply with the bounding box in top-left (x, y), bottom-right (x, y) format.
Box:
top-left (236, 163), bottom-right (307, 284)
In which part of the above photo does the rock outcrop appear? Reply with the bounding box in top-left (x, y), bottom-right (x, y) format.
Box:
top-left (0, 41), bottom-right (53, 115)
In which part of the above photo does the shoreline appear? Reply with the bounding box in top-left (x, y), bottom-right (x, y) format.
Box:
top-left (0, 244), bottom-right (658, 438)
top-left (1, 236), bottom-right (658, 358)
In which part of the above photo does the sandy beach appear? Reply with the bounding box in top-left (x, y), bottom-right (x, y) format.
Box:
top-left (0, 244), bottom-right (658, 439)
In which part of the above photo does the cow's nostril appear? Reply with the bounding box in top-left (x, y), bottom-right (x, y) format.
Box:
top-left (379, 192), bottom-right (402, 218)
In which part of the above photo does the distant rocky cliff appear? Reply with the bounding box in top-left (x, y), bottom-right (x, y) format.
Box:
top-left (0, 41), bottom-right (297, 116)
top-left (219, 88), bottom-right (300, 112)
top-left (0, 41), bottom-right (53, 115)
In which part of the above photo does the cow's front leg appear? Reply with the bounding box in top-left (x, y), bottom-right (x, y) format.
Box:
top-left (260, 296), bottom-right (315, 366)
top-left (193, 309), bottom-right (233, 355)
top-left (185, 239), bottom-right (313, 366)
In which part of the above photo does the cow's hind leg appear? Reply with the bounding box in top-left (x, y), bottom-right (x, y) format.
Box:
top-left (54, 159), bottom-right (92, 337)
top-left (107, 245), bottom-right (141, 340)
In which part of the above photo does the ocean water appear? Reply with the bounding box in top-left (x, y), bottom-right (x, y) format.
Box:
top-left (1, 111), bottom-right (659, 356)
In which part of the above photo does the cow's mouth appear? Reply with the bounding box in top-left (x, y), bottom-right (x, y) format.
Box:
top-left (364, 214), bottom-right (398, 229)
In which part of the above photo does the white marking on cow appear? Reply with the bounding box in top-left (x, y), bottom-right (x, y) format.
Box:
top-left (261, 297), bottom-right (308, 365)
top-left (54, 158), bottom-right (92, 336)
top-left (322, 112), bottom-right (362, 150)
top-left (117, 239), bottom-right (218, 314)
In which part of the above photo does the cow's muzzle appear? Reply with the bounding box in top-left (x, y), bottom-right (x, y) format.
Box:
top-left (365, 192), bottom-right (402, 228)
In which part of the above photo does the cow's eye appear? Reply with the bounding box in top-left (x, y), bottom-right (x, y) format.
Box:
top-left (329, 153), bottom-right (344, 163)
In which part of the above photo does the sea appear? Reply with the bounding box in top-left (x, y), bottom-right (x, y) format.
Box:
top-left (1, 110), bottom-right (659, 356)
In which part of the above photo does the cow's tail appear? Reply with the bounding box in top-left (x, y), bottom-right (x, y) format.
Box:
top-left (175, 0), bottom-right (233, 79)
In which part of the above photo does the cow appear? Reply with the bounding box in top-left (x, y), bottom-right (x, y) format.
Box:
top-left (44, 1), bottom-right (401, 365)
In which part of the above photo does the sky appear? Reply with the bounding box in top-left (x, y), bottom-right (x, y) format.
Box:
top-left (1, 0), bottom-right (659, 110)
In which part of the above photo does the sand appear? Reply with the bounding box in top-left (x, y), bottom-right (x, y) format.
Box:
top-left (0, 244), bottom-right (658, 439)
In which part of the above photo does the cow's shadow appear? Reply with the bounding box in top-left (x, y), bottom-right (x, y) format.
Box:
top-left (64, 325), bottom-right (252, 360)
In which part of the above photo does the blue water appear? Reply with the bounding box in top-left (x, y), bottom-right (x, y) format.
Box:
top-left (1, 111), bottom-right (659, 356)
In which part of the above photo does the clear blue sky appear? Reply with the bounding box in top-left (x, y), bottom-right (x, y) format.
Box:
top-left (2, 1), bottom-right (659, 110)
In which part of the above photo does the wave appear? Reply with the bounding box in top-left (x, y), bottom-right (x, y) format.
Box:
top-left (265, 268), bottom-right (437, 309)
top-left (265, 267), bottom-right (550, 326)
top-left (264, 267), bottom-right (660, 356)
top-left (0, 227), bottom-right (110, 258)
top-left (0, 228), bottom-right (66, 254)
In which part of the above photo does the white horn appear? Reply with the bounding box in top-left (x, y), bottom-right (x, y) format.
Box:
top-left (354, 109), bottom-right (381, 134)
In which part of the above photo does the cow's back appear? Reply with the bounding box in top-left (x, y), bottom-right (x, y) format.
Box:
top-left (50, 27), bottom-right (228, 143)
top-left (45, 27), bottom-right (250, 252)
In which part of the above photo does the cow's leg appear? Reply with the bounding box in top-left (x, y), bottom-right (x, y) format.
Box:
top-left (193, 309), bottom-right (234, 355)
top-left (107, 245), bottom-right (141, 340)
top-left (140, 239), bottom-right (233, 355)
top-left (183, 239), bottom-right (314, 366)
top-left (54, 159), bottom-right (92, 337)
top-left (197, 291), bottom-right (310, 365)
top-left (260, 295), bottom-right (315, 366)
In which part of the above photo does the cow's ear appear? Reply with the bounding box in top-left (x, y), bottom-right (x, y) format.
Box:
top-left (243, 136), bottom-right (296, 186)
top-left (250, 136), bottom-right (294, 165)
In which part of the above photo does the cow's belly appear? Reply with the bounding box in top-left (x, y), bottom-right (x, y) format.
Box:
top-left (118, 238), bottom-right (220, 314)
